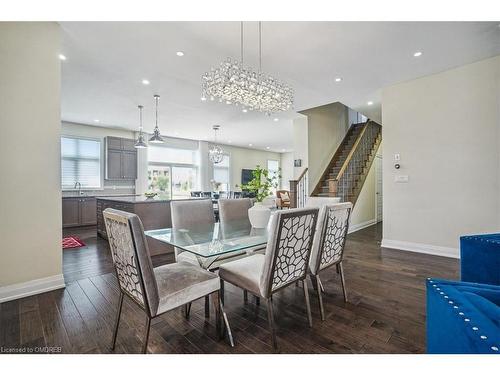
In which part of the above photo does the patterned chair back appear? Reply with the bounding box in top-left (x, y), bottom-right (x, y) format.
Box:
top-left (260, 208), bottom-right (319, 298)
top-left (309, 203), bottom-right (352, 275)
top-left (103, 208), bottom-right (159, 316)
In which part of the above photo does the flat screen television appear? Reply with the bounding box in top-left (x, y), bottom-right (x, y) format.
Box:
top-left (241, 169), bottom-right (255, 185)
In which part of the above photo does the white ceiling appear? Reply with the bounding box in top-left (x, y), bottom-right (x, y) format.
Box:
top-left (61, 21), bottom-right (500, 152)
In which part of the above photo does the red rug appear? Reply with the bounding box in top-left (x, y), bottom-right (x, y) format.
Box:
top-left (62, 236), bottom-right (86, 249)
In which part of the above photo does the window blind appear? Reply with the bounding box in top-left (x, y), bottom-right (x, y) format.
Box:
top-left (61, 137), bottom-right (101, 189)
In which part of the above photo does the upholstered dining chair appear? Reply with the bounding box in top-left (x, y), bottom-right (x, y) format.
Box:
top-left (308, 202), bottom-right (352, 321)
top-left (218, 207), bottom-right (319, 350)
top-left (170, 199), bottom-right (248, 317)
top-left (103, 208), bottom-right (224, 353)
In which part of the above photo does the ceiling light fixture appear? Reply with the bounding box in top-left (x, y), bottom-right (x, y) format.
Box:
top-left (134, 105), bottom-right (147, 149)
top-left (142, 79), bottom-right (150, 85)
top-left (248, 143), bottom-right (253, 147)
top-left (335, 77), bottom-right (342, 82)
top-left (367, 101), bottom-right (374, 106)
top-left (58, 54), bottom-right (67, 61)
top-left (413, 51), bottom-right (423, 57)
top-left (208, 125), bottom-right (224, 164)
top-left (273, 118), bottom-right (279, 122)
top-left (242, 108), bottom-right (248, 113)
top-left (149, 95), bottom-right (164, 144)
top-left (266, 146), bottom-right (270, 150)
top-left (94, 119), bottom-right (100, 123)
top-left (202, 21), bottom-right (294, 115)
top-left (176, 51), bottom-right (184, 57)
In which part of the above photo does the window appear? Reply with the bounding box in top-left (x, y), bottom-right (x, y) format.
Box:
top-left (213, 154), bottom-right (230, 192)
top-left (267, 159), bottom-right (280, 194)
top-left (147, 145), bottom-right (198, 199)
top-left (61, 136), bottom-right (102, 189)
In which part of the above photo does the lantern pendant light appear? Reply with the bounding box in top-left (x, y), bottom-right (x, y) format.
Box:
top-left (134, 105), bottom-right (147, 148)
top-left (149, 94), bottom-right (164, 144)
top-left (208, 125), bottom-right (224, 164)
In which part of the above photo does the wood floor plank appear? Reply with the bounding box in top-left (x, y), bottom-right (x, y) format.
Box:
top-left (37, 291), bottom-right (72, 353)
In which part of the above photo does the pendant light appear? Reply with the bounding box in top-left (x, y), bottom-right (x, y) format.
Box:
top-left (208, 125), bottom-right (224, 164)
top-left (149, 94), bottom-right (164, 144)
top-left (134, 105), bottom-right (147, 149)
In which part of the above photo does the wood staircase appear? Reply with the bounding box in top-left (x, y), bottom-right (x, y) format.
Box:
top-left (311, 120), bottom-right (382, 205)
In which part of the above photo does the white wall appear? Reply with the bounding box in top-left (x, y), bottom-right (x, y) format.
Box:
top-left (300, 102), bottom-right (349, 191)
top-left (0, 23), bottom-right (64, 299)
top-left (381, 55), bottom-right (500, 257)
top-left (292, 116), bottom-right (308, 179)
top-left (280, 152), bottom-right (294, 190)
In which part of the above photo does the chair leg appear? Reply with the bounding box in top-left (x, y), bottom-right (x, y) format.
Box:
top-left (255, 296), bottom-right (260, 305)
top-left (339, 262), bottom-right (348, 303)
top-left (220, 279), bottom-right (225, 305)
top-left (336, 263), bottom-right (340, 274)
top-left (302, 280), bottom-right (313, 327)
top-left (111, 292), bottom-right (124, 351)
top-left (309, 274), bottom-right (318, 291)
top-left (184, 303), bottom-right (192, 319)
top-left (211, 291), bottom-right (222, 340)
top-left (142, 315), bottom-right (151, 354)
top-left (266, 297), bottom-right (278, 351)
top-left (205, 295), bottom-right (210, 318)
top-left (315, 275), bottom-right (325, 321)
top-left (243, 290), bottom-right (248, 304)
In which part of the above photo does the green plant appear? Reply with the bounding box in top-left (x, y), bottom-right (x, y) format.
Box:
top-left (241, 165), bottom-right (281, 203)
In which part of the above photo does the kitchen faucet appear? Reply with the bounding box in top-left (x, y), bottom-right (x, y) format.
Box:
top-left (74, 182), bottom-right (83, 195)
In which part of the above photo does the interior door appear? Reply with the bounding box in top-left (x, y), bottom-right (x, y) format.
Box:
top-left (375, 156), bottom-right (383, 222)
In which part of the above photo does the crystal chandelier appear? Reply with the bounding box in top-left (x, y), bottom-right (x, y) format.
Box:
top-left (201, 22), bottom-right (294, 115)
top-left (149, 94), bottom-right (164, 144)
top-left (208, 125), bottom-right (224, 164)
top-left (134, 105), bottom-right (147, 148)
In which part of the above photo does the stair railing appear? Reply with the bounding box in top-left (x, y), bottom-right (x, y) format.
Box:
top-left (289, 168), bottom-right (308, 208)
top-left (335, 121), bottom-right (381, 203)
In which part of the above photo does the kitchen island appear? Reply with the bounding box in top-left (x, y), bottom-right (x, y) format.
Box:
top-left (96, 196), bottom-right (174, 256)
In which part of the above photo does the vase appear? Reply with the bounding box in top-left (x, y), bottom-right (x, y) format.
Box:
top-left (248, 202), bottom-right (271, 228)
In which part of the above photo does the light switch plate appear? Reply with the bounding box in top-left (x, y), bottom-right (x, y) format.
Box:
top-left (394, 153), bottom-right (401, 161)
top-left (395, 175), bottom-right (409, 183)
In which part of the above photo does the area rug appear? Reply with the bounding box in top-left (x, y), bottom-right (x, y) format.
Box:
top-left (62, 236), bottom-right (86, 249)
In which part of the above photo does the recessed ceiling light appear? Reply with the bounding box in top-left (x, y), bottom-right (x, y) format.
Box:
top-left (176, 51), bottom-right (184, 57)
top-left (413, 51), bottom-right (423, 57)
top-left (248, 143), bottom-right (253, 147)
top-left (367, 101), bottom-right (373, 106)
top-left (242, 108), bottom-right (248, 113)
top-left (94, 119), bottom-right (100, 123)
top-left (335, 77), bottom-right (342, 82)
top-left (201, 96), bottom-right (207, 101)
top-left (142, 79), bottom-right (150, 85)
top-left (266, 146), bottom-right (270, 150)
top-left (58, 54), bottom-right (66, 61)
top-left (282, 149), bottom-right (286, 152)
top-left (273, 118), bottom-right (279, 122)
top-left (228, 140), bottom-right (232, 143)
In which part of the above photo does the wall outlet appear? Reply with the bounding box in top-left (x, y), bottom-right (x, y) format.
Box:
top-left (394, 153), bottom-right (401, 161)
top-left (394, 175), bottom-right (409, 183)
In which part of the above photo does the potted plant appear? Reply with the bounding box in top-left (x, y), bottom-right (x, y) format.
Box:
top-left (241, 165), bottom-right (281, 228)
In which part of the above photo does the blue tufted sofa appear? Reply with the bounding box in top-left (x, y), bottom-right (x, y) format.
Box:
top-left (426, 233), bottom-right (500, 354)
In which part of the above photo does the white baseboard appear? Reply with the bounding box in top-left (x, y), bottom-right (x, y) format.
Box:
top-left (0, 274), bottom-right (65, 303)
top-left (381, 239), bottom-right (459, 259)
top-left (349, 219), bottom-right (377, 233)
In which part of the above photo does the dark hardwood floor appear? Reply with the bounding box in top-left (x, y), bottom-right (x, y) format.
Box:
top-left (0, 223), bottom-right (459, 354)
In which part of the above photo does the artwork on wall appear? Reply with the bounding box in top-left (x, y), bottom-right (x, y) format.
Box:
top-left (294, 159), bottom-right (302, 167)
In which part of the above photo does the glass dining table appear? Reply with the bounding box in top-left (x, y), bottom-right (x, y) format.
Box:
top-left (145, 220), bottom-right (269, 269)
top-left (145, 219), bottom-right (269, 347)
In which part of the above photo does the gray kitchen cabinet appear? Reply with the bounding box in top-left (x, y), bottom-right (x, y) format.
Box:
top-left (62, 197), bottom-right (97, 227)
top-left (80, 198), bottom-right (97, 225)
top-left (62, 198), bottom-right (80, 227)
top-left (121, 151), bottom-right (137, 179)
top-left (105, 137), bottom-right (137, 180)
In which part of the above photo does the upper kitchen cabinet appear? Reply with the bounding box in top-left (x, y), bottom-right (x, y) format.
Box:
top-left (105, 136), bottom-right (137, 180)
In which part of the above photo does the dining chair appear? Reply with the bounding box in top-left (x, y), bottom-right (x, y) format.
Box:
top-left (308, 202), bottom-right (352, 321)
top-left (218, 207), bottom-right (319, 350)
top-left (170, 199), bottom-right (249, 317)
top-left (103, 208), bottom-right (224, 353)
top-left (202, 191), bottom-right (212, 198)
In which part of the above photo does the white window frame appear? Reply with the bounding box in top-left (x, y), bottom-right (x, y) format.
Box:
top-left (147, 161), bottom-right (199, 198)
top-left (61, 135), bottom-right (104, 191)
